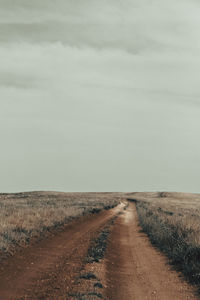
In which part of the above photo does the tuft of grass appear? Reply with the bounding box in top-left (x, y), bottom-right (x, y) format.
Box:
top-left (68, 292), bottom-right (86, 300)
top-left (88, 292), bottom-right (103, 298)
top-left (79, 272), bottom-right (97, 280)
top-left (94, 282), bottom-right (103, 288)
top-left (68, 292), bottom-right (103, 299)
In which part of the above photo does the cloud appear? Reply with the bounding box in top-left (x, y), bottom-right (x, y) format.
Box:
top-left (0, 0), bottom-right (200, 192)
top-left (0, 0), bottom-right (200, 54)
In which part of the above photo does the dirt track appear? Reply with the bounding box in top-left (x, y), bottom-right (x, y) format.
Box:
top-left (0, 202), bottom-right (198, 299)
top-left (0, 205), bottom-right (122, 299)
top-left (105, 202), bottom-right (197, 300)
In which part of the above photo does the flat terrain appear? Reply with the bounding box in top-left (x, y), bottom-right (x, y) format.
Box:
top-left (105, 202), bottom-right (197, 300)
top-left (0, 204), bottom-right (122, 299)
top-left (0, 192), bottom-right (199, 299)
top-left (0, 191), bottom-right (121, 256)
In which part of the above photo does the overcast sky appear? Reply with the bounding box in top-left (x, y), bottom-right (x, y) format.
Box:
top-left (1, 0), bottom-right (200, 192)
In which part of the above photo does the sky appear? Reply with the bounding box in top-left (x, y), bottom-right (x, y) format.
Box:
top-left (0, 0), bottom-right (200, 192)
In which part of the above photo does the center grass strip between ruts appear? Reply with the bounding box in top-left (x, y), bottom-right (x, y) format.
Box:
top-left (68, 215), bottom-right (119, 300)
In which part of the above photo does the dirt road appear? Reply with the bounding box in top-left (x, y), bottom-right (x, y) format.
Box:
top-left (0, 201), bottom-right (198, 299)
top-left (105, 202), bottom-right (197, 300)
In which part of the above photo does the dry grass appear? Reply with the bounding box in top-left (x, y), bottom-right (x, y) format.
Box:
top-left (0, 191), bottom-right (121, 256)
top-left (128, 192), bottom-right (200, 290)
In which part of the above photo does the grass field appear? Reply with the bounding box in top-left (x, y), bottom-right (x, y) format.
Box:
top-left (128, 192), bottom-right (200, 291)
top-left (2, 190), bottom-right (200, 293)
top-left (0, 191), bottom-right (121, 256)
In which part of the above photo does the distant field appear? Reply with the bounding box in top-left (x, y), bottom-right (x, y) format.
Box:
top-left (128, 192), bottom-right (200, 290)
top-left (0, 191), bottom-right (121, 256)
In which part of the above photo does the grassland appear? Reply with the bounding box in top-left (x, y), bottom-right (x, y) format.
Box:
top-left (2, 190), bottom-right (200, 293)
top-left (0, 191), bottom-right (121, 257)
top-left (128, 192), bottom-right (200, 291)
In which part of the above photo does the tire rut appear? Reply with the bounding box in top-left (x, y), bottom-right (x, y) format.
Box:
top-left (105, 202), bottom-right (198, 300)
top-left (0, 204), bottom-right (123, 300)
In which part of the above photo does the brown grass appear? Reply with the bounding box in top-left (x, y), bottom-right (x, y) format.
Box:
top-left (0, 191), bottom-right (121, 256)
top-left (128, 192), bottom-right (200, 291)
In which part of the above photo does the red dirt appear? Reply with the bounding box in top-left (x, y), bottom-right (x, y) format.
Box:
top-left (0, 201), bottom-right (198, 300)
top-left (0, 206), bottom-right (120, 300)
top-left (105, 202), bottom-right (198, 300)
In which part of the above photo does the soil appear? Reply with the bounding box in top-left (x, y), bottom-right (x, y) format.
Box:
top-left (0, 205), bottom-right (122, 300)
top-left (105, 202), bottom-right (198, 300)
top-left (0, 201), bottom-right (198, 300)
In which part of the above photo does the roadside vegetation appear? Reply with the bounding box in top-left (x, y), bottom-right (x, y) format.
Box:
top-left (0, 191), bottom-right (121, 256)
top-left (69, 214), bottom-right (120, 300)
top-left (87, 226), bottom-right (110, 263)
top-left (129, 192), bottom-right (200, 292)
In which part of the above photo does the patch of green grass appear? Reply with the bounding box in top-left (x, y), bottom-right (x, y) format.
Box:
top-left (88, 291), bottom-right (103, 298)
top-left (94, 282), bottom-right (103, 288)
top-left (68, 293), bottom-right (86, 300)
top-left (79, 272), bottom-right (98, 280)
top-left (68, 292), bottom-right (103, 300)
